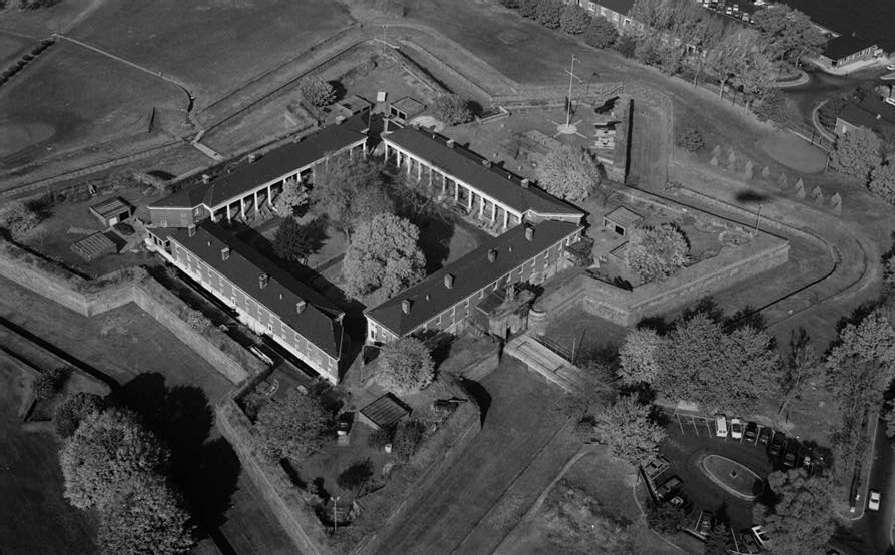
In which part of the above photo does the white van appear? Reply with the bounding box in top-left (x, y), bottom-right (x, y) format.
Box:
top-left (715, 415), bottom-right (728, 438)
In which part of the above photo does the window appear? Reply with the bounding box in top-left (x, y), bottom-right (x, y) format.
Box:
top-left (267, 323), bottom-right (273, 333)
top-left (613, 13), bottom-right (619, 21)
top-left (587, 2), bottom-right (594, 11)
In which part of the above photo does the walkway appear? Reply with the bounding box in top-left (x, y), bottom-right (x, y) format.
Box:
top-left (504, 334), bottom-right (577, 392)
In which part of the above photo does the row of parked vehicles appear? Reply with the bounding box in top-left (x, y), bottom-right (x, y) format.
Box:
top-left (715, 415), bottom-right (818, 472)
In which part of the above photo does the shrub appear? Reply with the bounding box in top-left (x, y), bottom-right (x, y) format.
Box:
top-left (53, 393), bottom-right (106, 438)
top-left (559, 4), bottom-right (589, 35)
top-left (299, 76), bottom-right (336, 107)
top-left (33, 367), bottom-right (69, 401)
top-left (184, 308), bottom-right (210, 331)
top-left (0, 201), bottom-right (42, 240)
top-left (625, 223), bottom-right (690, 283)
top-left (393, 420), bottom-right (426, 460)
top-left (677, 126), bottom-right (704, 152)
top-left (368, 427), bottom-right (394, 449)
top-left (535, 0), bottom-right (563, 29)
top-left (647, 503), bottom-right (689, 533)
top-left (337, 458), bottom-right (374, 490)
top-left (376, 337), bottom-right (435, 394)
top-left (430, 94), bottom-right (473, 125)
top-left (614, 35), bottom-right (636, 58)
top-left (583, 16), bottom-right (619, 49)
top-left (519, 0), bottom-right (539, 18)
top-left (498, 0), bottom-right (520, 7)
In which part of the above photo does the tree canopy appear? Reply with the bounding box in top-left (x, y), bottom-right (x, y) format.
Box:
top-left (342, 213), bottom-right (426, 299)
top-left (583, 16), bottom-right (619, 49)
top-left (376, 337), bottom-right (435, 394)
top-left (299, 77), bottom-right (336, 107)
top-left (618, 327), bottom-right (663, 386)
top-left (430, 94), bottom-right (473, 125)
top-left (310, 155), bottom-right (393, 240)
top-left (273, 178), bottom-right (309, 216)
top-left (752, 4), bottom-right (825, 67)
top-left (870, 154), bottom-right (895, 206)
top-left (829, 126), bottom-right (883, 180)
top-left (625, 223), bottom-right (690, 283)
top-left (253, 388), bottom-right (330, 464)
top-left (60, 409), bottom-right (170, 511)
top-left (593, 395), bottom-right (666, 465)
top-left (559, 4), bottom-right (590, 35)
top-left (535, 144), bottom-right (602, 202)
top-left (273, 217), bottom-right (325, 263)
top-left (753, 469), bottom-right (834, 555)
top-left (53, 392), bottom-right (105, 439)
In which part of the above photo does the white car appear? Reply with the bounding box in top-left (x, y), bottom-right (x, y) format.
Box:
top-left (730, 418), bottom-right (743, 440)
top-left (751, 525), bottom-right (771, 549)
top-left (869, 489), bottom-right (881, 511)
top-left (715, 415), bottom-right (728, 438)
top-left (887, 63), bottom-right (895, 71)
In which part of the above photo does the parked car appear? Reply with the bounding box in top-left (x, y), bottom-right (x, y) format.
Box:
top-left (336, 412), bottom-right (354, 436)
top-left (695, 510), bottom-right (714, 538)
top-left (769, 432), bottom-right (785, 457)
top-left (758, 426), bottom-right (773, 445)
top-left (744, 421), bottom-right (758, 442)
top-left (751, 525), bottom-right (771, 549)
top-left (730, 418), bottom-right (743, 440)
top-left (869, 489), bottom-right (881, 511)
top-left (656, 476), bottom-right (683, 502)
top-left (716, 415), bottom-right (728, 438)
top-left (783, 443), bottom-right (798, 468)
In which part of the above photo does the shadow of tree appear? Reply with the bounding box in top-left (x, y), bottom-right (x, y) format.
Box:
top-left (118, 373), bottom-right (241, 537)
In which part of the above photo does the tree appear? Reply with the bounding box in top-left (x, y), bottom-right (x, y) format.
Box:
top-left (752, 5), bottom-right (825, 69)
top-left (299, 76), bottom-right (336, 107)
top-left (53, 392), bottom-right (105, 439)
top-left (253, 389), bottom-right (329, 464)
top-left (704, 524), bottom-right (733, 555)
top-left (734, 49), bottom-right (775, 111)
top-left (535, 144), bottom-right (602, 202)
top-left (0, 201), bottom-right (42, 240)
top-left (376, 337), bottom-right (435, 394)
top-left (753, 88), bottom-right (797, 128)
top-left (310, 155), bottom-right (393, 241)
top-left (777, 329), bottom-right (822, 416)
top-left (753, 469), bottom-right (834, 555)
top-left (829, 126), bottom-right (883, 180)
top-left (618, 327), bottom-right (664, 386)
top-left (430, 94), bottom-right (473, 125)
top-left (272, 178), bottom-right (309, 216)
top-left (630, 0), bottom-right (709, 74)
top-left (33, 366), bottom-right (68, 401)
top-left (342, 213), bottom-right (425, 299)
top-left (707, 29), bottom-right (761, 102)
top-left (677, 125), bottom-right (705, 152)
top-left (97, 474), bottom-right (196, 555)
top-left (625, 223), bottom-right (690, 283)
top-left (519, 0), bottom-right (539, 19)
top-left (583, 16), bottom-right (619, 49)
top-left (593, 395), bottom-right (666, 465)
top-left (647, 502), bottom-right (689, 534)
top-left (535, 0), bottom-right (563, 29)
top-left (273, 217), bottom-right (325, 263)
top-left (393, 419), bottom-right (426, 461)
top-left (826, 308), bottom-right (895, 382)
top-left (337, 458), bottom-right (374, 491)
top-left (689, 14), bottom-right (726, 87)
top-left (615, 35), bottom-right (637, 58)
top-left (869, 154), bottom-right (895, 206)
top-left (559, 4), bottom-right (589, 35)
top-left (60, 409), bottom-right (170, 510)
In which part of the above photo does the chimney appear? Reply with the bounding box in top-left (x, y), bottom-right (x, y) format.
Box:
top-left (258, 273), bottom-right (269, 289)
top-left (296, 299), bottom-right (306, 314)
top-left (487, 248), bottom-right (497, 262)
top-left (201, 174), bottom-right (211, 184)
top-left (521, 178), bottom-right (530, 189)
top-left (446, 139), bottom-right (455, 149)
top-left (444, 273), bottom-right (454, 289)
top-left (525, 226), bottom-right (534, 241)
top-left (482, 159), bottom-right (491, 168)
top-left (401, 299), bottom-right (412, 314)
top-left (187, 224), bottom-right (196, 237)
top-left (221, 247), bottom-right (230, 261)
top-left (248, 154), bottom-right (257, 163)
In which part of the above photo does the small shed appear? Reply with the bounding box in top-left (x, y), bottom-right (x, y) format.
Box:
top-left (603, 206), bottom-right (642, 236)
top-left (71, 232), bottom-right (117, 261)
top-left (335, 95), bottom-right (372, 119)
top-left (389, 96), bottom-right (426, 122)
top-left (358, 393), bottom-right (411, 431)
top-left (89, 197), bottom-right (132, 228)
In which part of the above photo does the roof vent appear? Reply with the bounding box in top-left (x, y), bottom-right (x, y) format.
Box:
top-left (401, 299), bottom-right (412, 314)
top-left (444, 273), bottom-right (454, 289)
top-left (525, 226), bottom-right (534, 241)
top-left (488, 248), bottom-right (497, 262)
top-left (296, 299), bottom-right (307, 314)
top-left (221, 247), bottom-right (230, 261)
top-left (446, 139), bottom-right (455, 149)
top-left (201, 174), bottom-right (211, 184)
top-left (187, 224), bottom-right (196, 237)
top-left (521, 178), bottom-right (530, 189)
top-left (482, 159), bottom-right (492, 168)
top-left (258, 273), bottom-right (269, 289)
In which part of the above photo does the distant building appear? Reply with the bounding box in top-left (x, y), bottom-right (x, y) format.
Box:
top-left (388, 96), bottom-right (426, 124)
top-left (148, 120), bottom-right (367, 228)
top-left (365, 220), bottom-right (584, 344)
top-left (89, 197), bottom-right (133, 228)
top-left (146, 222), bottom-right (345, 382)
top-left (835, 96), bottom-right (895, 136)
top-left (817, 35), bottom-right (883, 70)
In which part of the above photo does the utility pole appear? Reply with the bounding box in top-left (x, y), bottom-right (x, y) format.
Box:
top-left (564, 55), bottom-right (580, 128)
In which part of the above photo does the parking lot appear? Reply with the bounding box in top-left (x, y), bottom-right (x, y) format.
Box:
top-left (646, 411), bottom-right (825, 552)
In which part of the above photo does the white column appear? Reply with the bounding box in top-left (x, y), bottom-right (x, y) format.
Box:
top-left (254, 190), bottom-right (259, 213)
top-left (453, 180), bottom-right (459, 201)
top-left (491, 201), bottom-right (497, 222)
top-left (503, 209), bottom-right (509, 229)
top-left (417, 159), bottom-right (422, 180)
top-left (441, 173), bottom-right (446, 196)
top-left (227, 205), bottom-right (232, 223)
top-left (268, 185), bottom-right (273, 206)
top-left (363, 141), bottom-right (368, 157)
top-left (467, 188), bottom-right (473, 211)
top-left (240, 197), bottom-right (246, 219)
top-left (479, 195), bottom-right (485, 218)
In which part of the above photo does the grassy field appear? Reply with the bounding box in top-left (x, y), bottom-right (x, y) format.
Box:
top-left (0, 31), bottom-right (30, 67)
top-left (69, 0), bottom-right (354, 104)
top-left (0, 42), bottom-right (181, 168)
top-left (0, 355), bottom-right (98, 555)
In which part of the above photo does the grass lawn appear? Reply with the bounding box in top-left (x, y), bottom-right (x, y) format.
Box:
top-left (628, 100), bottom-right (670, 190)
top-left (69, 0), bottom-right (353, 104)
top-left (542, 306), bottom-right (629, 358)
top-left (757, 132), bottom-right (828, 174)
top-left (0, 31), bottom-right (29, 67)
top-left (0, 355), bottom-right (98, 555)
top-left (701, 455), bottom-right (764, 499)
top-left (0, 42), bottom-right (181, 168)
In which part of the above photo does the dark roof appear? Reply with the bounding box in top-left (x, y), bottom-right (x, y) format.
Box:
top-left (360, 393), bottom-right (411, 429)
top-left (89, 197), bottom-right (132, 219)
top-left (595, 0), bottom-right (634, 15)
top-left (366, 220), bottom-right (581, 336)
top-left (823, 35), bottom-right (878, 61)
top-left (384, 128), bottom-right (583, 218)
top-left (151, 121), bottom-right (367, 210)
top-left (838, 97), bottom-right (895, 133)
top-left (604, 206), bottom-right (642, 227)
top-left (159, 222), bottom-right (344, 359)
top-left (390, 96), bottom-right (426, 116)
top-left (71, 232), bottom-right (117, 260)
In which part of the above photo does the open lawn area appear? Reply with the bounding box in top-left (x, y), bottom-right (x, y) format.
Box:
top-left (0, 31), bottom-right (30, 67)
top-left (628, 100), bottom-right (670, 190)
top-left (0, 42), bottom-right (181, 168)
top-left (0, 355), bottom-right (98, 555)
top-left (542, 306), bottom-right (629, 358)
top-left (494, 448), bottom-right (681, 555)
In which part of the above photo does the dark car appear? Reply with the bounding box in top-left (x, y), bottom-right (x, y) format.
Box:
top-left (336, 412), bottom-right (354, 436)
top-left (744, 422), bottom-right (758, 442)
top-left (769, 432), bottom-right (785, 457)
top-left (783, 443), bottom-right (798, 468)
top-left (758, 426), bottom-right (773, 445)
top-left (656, 476), bottom-right (683, 502)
